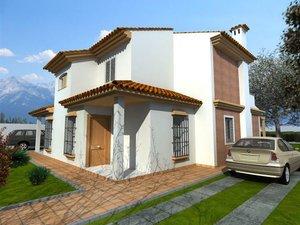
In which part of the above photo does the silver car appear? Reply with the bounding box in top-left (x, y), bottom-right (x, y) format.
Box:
top-left (226, 137), bottom-right (300, 184)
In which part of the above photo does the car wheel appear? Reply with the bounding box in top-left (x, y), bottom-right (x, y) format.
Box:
top-left (228, 170), bottom-right (236, 177)
top-left (19, 142), bottom-right (28, 150)
top-left (280, 166), bottom-right (290, 185)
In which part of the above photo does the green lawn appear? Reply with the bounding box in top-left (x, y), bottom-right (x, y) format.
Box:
top-left (291, 143), bottom-right (300, 151)
top-left (263, 182), bottom-right (300, 225)
top-left (89, 174), bottom-right (226, 225)
top-left (159, 180), bottom-right (268, 225)
top-left (0, 163), bottom-right (75, 207)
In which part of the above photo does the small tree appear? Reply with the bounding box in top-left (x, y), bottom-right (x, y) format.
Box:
top-left (249, 51), bottom-right (299, 137)
top-left (281, 0), bottom-right (300, 109)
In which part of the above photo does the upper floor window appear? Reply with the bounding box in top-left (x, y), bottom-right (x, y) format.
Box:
top-left (105, 58), bottom-right (115, 82)
top-left (224, 116), bottom-right (235, 144)
top-left (58, 73), bottom-right (67, 90)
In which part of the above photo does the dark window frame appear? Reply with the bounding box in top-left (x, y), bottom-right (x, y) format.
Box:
top-left (44, 120), bottom-right (53, 149)
top-left (105, 57), bottom-right (116, 82)
top-left (64, 116), bottom-right (76, 155)
top-left (172, 115), bottom-right (189, 158)
top-left (224, 116), bottom-right (235, 144)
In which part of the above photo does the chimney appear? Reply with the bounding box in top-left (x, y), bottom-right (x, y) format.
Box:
top-left (229, 24), bottom-right (249, 47)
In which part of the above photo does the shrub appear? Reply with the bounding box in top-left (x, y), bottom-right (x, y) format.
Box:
top-left (28, 166), bottom-right (50, 185)
top-left (0, 149), bottom-right (11, 186)
top-left (266, 131), bottom-right (300, 142)
top-left (11, 149), bottom-right (30, 168)
top-left (0, 128), bottom-right (12, 186)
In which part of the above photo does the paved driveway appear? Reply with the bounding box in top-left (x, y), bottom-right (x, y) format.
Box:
top-left (0, 151), bottom-right (222, 225)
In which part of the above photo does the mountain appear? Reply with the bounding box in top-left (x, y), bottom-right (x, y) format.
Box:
top-left (0, 76), bottom-right (54, 122)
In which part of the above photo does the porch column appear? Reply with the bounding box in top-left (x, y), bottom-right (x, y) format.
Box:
top-left (112, 96), bottom-right (125, 180)
top-left (35, 117), bottom-right (42, 152)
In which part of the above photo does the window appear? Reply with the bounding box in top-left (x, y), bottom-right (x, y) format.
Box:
top-left (224, 116), bottom-right (235, 144)
top-left (283, 140), bottom-right (294, 151)
top-left (25, 130), bottom-right (35, 136)
top-left (172, 115), bottom-right (189, 158)
top-left (64, 116), bottom-right (76, 155)
top-left (44, 120), bottom-right (53, 149)
top-left (105, 58), bottom-right (115, 82)
top-left (14, 130), bottom-right (24, 136)
top-left (233, 138), bottom-right (275, 150)
top-left (278, 140), bottom-right (289, 152)
top-left (58, 73), bottom-right (67, 90)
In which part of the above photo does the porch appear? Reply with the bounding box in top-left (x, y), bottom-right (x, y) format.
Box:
top-left (31, 80), bottom-right (202, 180)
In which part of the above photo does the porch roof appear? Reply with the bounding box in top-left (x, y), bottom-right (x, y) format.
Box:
top-left (29, 104), bottom-right (54, 117)
top-left (59, 80), bottom-right (202, 107)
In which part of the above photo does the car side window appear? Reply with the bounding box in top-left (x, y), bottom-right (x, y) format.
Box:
top-left (278, 140), bottom-right (289, 152)
top-left (283, 140), bottom-right (294, 151)
top-left (14, 130), bottom-right (24, 136)
top-left (25, 130), bottom-right (35, 136)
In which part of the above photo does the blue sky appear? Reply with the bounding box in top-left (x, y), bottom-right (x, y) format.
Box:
top-left (0, 0), bottom-right (291, 84)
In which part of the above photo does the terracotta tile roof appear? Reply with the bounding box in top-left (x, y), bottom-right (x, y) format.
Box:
top-left (44, 27), bottom-right (173, 74)
top-left (29, 104), bottom-right (54, 117)
top-left (59, 80), bottom-right (202, 107)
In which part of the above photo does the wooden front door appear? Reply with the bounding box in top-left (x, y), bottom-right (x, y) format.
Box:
top-left (88, 115), bottom-right (111, 167)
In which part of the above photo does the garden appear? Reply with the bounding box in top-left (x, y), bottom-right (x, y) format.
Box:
top-left (0, 129), bottom-right (75, 207)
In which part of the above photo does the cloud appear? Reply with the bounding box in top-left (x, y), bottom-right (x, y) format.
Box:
top-left (0, 48), bottom-right (14, 57)
top-left (18, 50), bottom-right (56, 63)
top-left (21, 73), bottom-right (46, 83)
top-left (0, 66), bottom-right (9, 74)
top-left (99, 30), bottom-right (111, 40)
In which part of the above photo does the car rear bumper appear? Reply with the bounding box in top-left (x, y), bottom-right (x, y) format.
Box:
top-left (226, 160), bottom-right (284, 178)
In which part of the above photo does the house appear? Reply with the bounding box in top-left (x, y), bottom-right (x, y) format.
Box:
top-left (29, 24), bottom-right (266, 180)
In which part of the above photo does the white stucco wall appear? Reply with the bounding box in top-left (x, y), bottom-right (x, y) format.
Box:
top-left (173, 32), bottom-right (219, 166)
top-left (147, 102), bottom-right (196, 173)
top-left (131, 31), bottom-right (174, 89)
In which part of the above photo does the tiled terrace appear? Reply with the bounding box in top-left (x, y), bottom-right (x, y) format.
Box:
top-left (0, 151), bottom-right (223, 225)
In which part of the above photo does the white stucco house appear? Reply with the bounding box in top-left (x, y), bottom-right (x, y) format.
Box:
top-left (29, 24), bottom-right (265, 180)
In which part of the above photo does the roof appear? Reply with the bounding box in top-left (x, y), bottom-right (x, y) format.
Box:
top-left (230, 24), bottom-right (250, 32)
top-left (44, 27), bottom-right (173, 74)
top-left (211, 31), bottom-right (256, 63)
top-left (29, 104), bottom-right (54, 117)
top-left (59, 80), bottom-right (202, 107)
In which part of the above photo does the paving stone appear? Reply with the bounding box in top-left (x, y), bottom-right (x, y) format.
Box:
top-left (1, 151), bottom-right (223, 225)
top-left (114, 176), bottom-right (242, 224)
top-left (217, 175), bottom-right (300, 225)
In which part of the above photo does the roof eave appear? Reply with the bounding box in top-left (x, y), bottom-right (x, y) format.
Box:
top-left (211, 32), bottom-right (256, 64)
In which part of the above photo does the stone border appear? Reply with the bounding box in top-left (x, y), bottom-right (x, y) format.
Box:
top-left (71, 171), bottom-right (224, 225)
top-left (0, 160), bottom-right (84, 212)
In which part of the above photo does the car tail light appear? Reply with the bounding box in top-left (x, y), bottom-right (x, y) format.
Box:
top-left (227, 149), bottom-right (232, 157)
top-left (271, 152), bottom-right (278, 161)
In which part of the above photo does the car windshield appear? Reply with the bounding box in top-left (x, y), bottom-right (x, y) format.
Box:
top-left (233, 138), bottom-right (275, 150)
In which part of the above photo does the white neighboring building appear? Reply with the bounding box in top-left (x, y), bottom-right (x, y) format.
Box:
top-left (29, 25), bottom-right (265, 180)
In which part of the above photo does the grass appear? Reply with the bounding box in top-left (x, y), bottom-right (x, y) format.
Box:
top-left (263, 182), bottom-right (300, 225)
top-left (158, 180), bottom-right (268, 225)
top-left (89, 174), bottom-right (226, 225)
top-left (291, 143), bottom-right (300, 151)
top-left (0, 163), bottom-right (75, 207)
